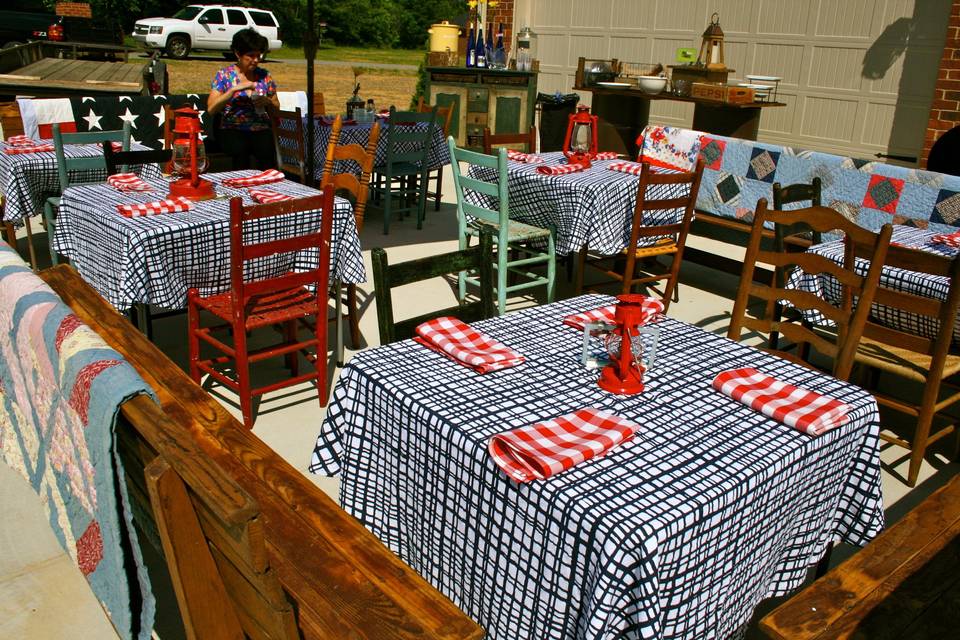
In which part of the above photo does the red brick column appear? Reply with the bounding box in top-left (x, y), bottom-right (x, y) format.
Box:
top-left (923, 0), bottom-right (960, 167)
top-left (55, 2), bottom-right (93, 18)
top-left (487, 1), bottom-right (515, 52)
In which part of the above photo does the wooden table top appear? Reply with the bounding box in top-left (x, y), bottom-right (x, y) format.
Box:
top-left (575, 84), bottom-right (787, 108)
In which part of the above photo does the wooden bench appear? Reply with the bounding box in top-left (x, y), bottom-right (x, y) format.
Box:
top-left (759, 473), bottom-right (960, 639)
top-left (39, 264), bottom-right (483, 640)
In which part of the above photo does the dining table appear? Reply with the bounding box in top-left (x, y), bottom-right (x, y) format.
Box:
top-left (465, 152), bottom-right (689, 256)
top-left (787, 224), bottom-right (960, 346)
top-left (0, 139), bottom-right (163, 224)
top-left (51, 170), bottom-right (365, 313)
top-left (310, 294), bottom-right (884, 639)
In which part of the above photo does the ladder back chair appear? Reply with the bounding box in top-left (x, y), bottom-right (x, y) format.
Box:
top-left (416, 96), bottom-right (454, 211)
top-left (576, 160), bottom-right (704, 313)
top-left (370, 107), bottom-right (438, 234)
top-left (854, 248), bottom-right (960, 486)
top-left (727, 199), bottom-right (893, 382)
top-left (448, 139), bottom-right (556, 315)
top-left (271, 107), bottom-right (308, 184)
top-left (0, 100), bottom-right (38, 269)
top-left (482, 126), bottom-right (538, 155)
top-left (373, 227), bottom-right (495, 344)
top-left (45, 122), bottom-right (132, 265)
top-left (320, 114), bottom-right (381, 350)
top-left (187, 188), bottom-right (336, 429)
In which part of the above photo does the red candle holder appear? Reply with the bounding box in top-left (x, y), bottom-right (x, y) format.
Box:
top-left (562, 104), bottom-right (598, 168)
top-left (599, 294), bottom-right (652, 395)
top-left (168, 107), bottom-right (216, 201)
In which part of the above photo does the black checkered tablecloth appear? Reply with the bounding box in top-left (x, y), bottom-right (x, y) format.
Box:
top-left (464, 152), bottom-right (689, 256)
top-left (787, 224), bottom-right (959, 346)
top-left (310, 294), bottom-right (884, 640)
top-left (0, 141), bottom-right (163, 224)
top-left (52, 170), bottom-right (364, 311)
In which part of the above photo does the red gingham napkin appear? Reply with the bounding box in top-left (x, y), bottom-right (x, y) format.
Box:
top-left (711, 367), bottom-right (851, 436)
top-left (562, 297), bottom-right (664, 331)
top-left (248, 188), bottom-right (293, 204)
top-left (3, 143), bottom-right (54, 154)
top-left (506, 149), bottom-right (544, 164)
top-left (593, 151), bottom-right (620, 160)
top-left (221, 169), bottom-right (285, 187)
top-left (116, 196), bottom-right (194, 218)
top-left (5, 135), bottom-right (38, 147)
top-left (488, 408), bottom-right (640, 482)
top-left (930, 231), bottom-right (960, 248)
top-left (536, 162), bottom-right (587, 176)
top-left (413, 316), bottom-right (525, 373)
top-left (608, 161), bottom-right (644, 176)
top-left (107, 173), bottom-right (153, 192)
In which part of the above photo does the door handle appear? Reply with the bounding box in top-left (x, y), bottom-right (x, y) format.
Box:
top-left (218, 28), bottom-right (226, 31)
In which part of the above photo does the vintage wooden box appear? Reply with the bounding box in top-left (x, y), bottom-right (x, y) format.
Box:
top-left (691, 83), bottom-right (755, 104)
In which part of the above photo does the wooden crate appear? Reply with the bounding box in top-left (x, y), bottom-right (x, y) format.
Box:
top-left (691, 83), bottom-right (755, 104)
top-left (427, 50), bottom-right (459, 67)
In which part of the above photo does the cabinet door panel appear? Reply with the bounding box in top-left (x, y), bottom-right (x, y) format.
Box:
top-left (435, 92), bottom-right (462, 141)
top-left (493, 96), bottom-right (522, 134)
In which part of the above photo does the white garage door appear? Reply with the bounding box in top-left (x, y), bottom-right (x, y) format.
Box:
top-left (516, 0), bottom-right (950, 162)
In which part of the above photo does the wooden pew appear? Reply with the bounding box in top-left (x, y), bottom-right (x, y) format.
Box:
top-left (40, 264), bottom-right (483, 640)
top-left (759, 473), bottom-right (960, 639)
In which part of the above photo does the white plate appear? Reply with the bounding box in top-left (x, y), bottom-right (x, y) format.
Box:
top-left (738, 83), bottom-right (772, 92)
top-left (746, 74), bottom-right (782, 82)
top-left (596, 82), bottom-right (631, 88)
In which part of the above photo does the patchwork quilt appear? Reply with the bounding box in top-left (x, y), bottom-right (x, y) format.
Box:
top-left (638, 125), bottom-right (960, 234)
top-left (0, 244), bottom-right (155, 639)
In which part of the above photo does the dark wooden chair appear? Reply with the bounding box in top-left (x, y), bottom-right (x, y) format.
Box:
top-left (482, 126), bottom-right (538, 155)
top-left (187, 189), bottom-right (335, 428)
top-left (416, 96), bottom-right (454, 211)
top-left (320, 115), bottom-right (380, 350)
top-left (576, 160), bottom-right (704, 313)
top-left (271, 107), bottom-right (308, 184)
top-left (0, 100), bottom-right (38, 269)
top-left (853, 247), bottom-right (960, 486)
top-left (373, 227), bottom-right (495, 344)
top-left (727, 200), bottom-right (893, 382)
top-left (103, 144), bottom-right (173, 175)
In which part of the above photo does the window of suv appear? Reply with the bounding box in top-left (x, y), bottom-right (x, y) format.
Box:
top-left (227, 9), bottom-right (248, 26)
top-left (249, 11), bottom-right (277, 28)
top-left (199, 9), bottom-right (224, 25)
top-left (173, 7), bottom-right (202, 20)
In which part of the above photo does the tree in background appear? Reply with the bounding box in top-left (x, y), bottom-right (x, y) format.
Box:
top-left (394, 0), bottom-right (468, 49)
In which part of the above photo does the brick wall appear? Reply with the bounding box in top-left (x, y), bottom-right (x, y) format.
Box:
top-left (924, 0), bottom-right (960, 167)
top-left (55, 2), bottom-right (92, 18)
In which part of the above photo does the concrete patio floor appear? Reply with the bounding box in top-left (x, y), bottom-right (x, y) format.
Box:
top-left (2, 163), bottom-right (958, 638)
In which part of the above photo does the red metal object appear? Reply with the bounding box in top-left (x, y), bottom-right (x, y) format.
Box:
top-left (168, 106), bottom-right (216, 201)
top-left (562, 104), bottom-right (598, 168)
top-left (598, 294), bottom-right (649, 395)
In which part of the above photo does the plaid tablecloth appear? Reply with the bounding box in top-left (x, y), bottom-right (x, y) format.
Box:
top-left (787, 224), bottom-right (959, 346)
top-left (53, 170), bottom-right (364, 311)
top-left (310, 294), bottom-right (884, 640)
top-left (465, 152), bottom-right (689, 256)
top-left (0, 140), bottom-right (163, 224)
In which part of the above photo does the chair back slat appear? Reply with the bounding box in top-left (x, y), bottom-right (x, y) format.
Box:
top-left (482, 126), bottom-right (537, 154)
top-left (103, 145), bottom-right (172, 175)
top-left (383, 107), bottom-right (436, 173)
top-left (448, 142), bottom-right (511, 235)
top-left (271, 108), bottom-right (307, 184)
top-left (53, 121), bottom-right (131, 192)
top-left (321, 117), bottom-right (379, 231)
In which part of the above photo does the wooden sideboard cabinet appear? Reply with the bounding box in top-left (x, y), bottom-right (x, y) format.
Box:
top-left (425, 66), bottom-right (537, 150)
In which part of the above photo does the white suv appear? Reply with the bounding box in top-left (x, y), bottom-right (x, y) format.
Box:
top-left (132, 4), bottom-right (282, 60)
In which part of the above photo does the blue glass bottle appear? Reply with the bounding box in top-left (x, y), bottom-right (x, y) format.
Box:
top-left (465, 22), bottom-right (475, 67)
top-left (475, 22), bottom-right (486, 68)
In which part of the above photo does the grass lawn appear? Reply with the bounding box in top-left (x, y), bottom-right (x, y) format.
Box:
top-left (271, 45), bottom-right (426, 67)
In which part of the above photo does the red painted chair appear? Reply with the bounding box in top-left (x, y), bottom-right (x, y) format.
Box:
top-left (187, 188), bottom-right (335, 428)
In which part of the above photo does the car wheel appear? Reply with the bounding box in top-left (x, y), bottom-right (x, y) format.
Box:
top-left (166, 35), bottom-right (190, 60)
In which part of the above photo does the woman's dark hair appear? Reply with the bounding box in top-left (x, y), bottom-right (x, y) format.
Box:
top-left (232, 28), bottom-right (269, 55)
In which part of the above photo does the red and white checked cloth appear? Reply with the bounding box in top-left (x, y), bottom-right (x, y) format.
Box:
top-left (116, 196), bottom-right (194, 218)
top-left (711, 367), bottom-right (851, 436)
top-left (536, 162), bottom-right (587, 176)
top-left (930, 231), bottom-right (960, 248)
top-left (414, 316), bottom-right (525, 373)
top-left (221, 169), bottom-right (285, 188)
top-left (562, 297), bottom-right (664, 331)
top-left (107, 173), bottom-right (153, 192)
top-left (593, 151), bottom-right (620, 160)
top-left (488, 408), bottom-right (640, 482)
top-left (607, 161), bottom-right (645, 176)
top-left (3, 143), bottom-right (54, 154)
top-left (5, 135), bottom-right (38, 147)
top-left (506, 149), bottom-right (544, 164)
top-left (248, 188), bottom-right (293, 204)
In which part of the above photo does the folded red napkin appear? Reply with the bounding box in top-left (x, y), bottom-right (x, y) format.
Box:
top-left (711, 367), bottom-right (851, 436)
top-left (607, 161), bottom-right (645, 176)
top-left (488, 408), bottom-right (640, 482)
top-left (248, 188), bottom-right (293, 204)
top-left (506, 149), bottom-right (544, 164)
top-left (414, 316), bottom-right (525, 373)
top-left (107, 173), bottom-right (153, 192)
top-left (3, 144), bottom-right (54, 155)
top-left (221, 169), bottom-right (285, 188)
top-left (930, 230), bottom-right (960, 248)
top-left (593, 151), bottom-right (620, 160)
top-left (116, 196), bottom-right (193, 218)
top-left (5, 135), bottom-right (38, 147)
top-left (536, 163), bottom-right (587, 176)
top-left (562, 297), bottom-right (664, 330)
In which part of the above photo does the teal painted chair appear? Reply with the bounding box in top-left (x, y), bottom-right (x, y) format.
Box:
top-left (44, 122), bottom-right (131, 265)
top-left (447, 138), bottom-right (556, 314)
top-left (369, 107), bottom-right (438, 234)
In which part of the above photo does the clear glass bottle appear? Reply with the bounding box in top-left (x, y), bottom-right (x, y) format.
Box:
top-left (365, 98), bottom-right (375, 121)
top-left (492, 22), bottom-right (506, 69)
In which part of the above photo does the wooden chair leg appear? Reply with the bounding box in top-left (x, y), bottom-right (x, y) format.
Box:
top-left (576, 244), bottom-right (588, 294)
top-left (23, 218), bottom-right (38, 270)
top-left (434, 169), bottom-right (443, 211)
top-left (3, 222), bottom-right (15, 250)
top-left (234, 325), bottom-right (254, 429)
top-left (187, 300), bottom-right (201, 384)
top-left (347, 283), bottom-right (361, 349)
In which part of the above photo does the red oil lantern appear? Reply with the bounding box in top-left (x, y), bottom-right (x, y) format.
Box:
top-left (599, 294), bottom-right (663, 395)
top-left (562, 104), bottom-right (598, 168)
top-left (168, 107), bottom-right (215, 201)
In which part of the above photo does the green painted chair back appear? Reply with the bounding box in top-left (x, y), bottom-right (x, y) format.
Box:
top-left (53, 122), bottom-right (132, 193)
top-left (372, 107), bottom-right (438, 234)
